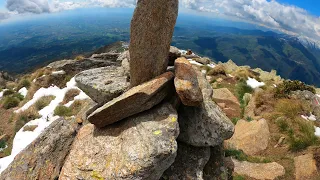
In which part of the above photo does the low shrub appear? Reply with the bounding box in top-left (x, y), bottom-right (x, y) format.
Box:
top-left (3, 96), bottom-right (20, 109)
top-left (34, 96), bottom-right (55, 110)
top-left (54, 105), bottom-right (73, 117)
top-left (275, 99), bottom-right (302, 119)
top-left (75, 55), bottom-right (85, 61)
top-left (207, 65), bottom-right (226, 76)
top-left (12, 93), bottom-right (24, 101)
top-left (275, 80), bottom-right (316, 98)
top-left (62, 89), bottom-right (80, 104)
top-left (3, 89), bottom-right (15, 97)
top-left (0, 140), bottom-right (6, 149)
top-left (17, 79), bottom-right (31, 90)
top-left (15, 107), bottom-right (40, 133)
top-left (288, 120), bottom-right (318, 152)
top-left (225, 149), bottom-right (271, 163)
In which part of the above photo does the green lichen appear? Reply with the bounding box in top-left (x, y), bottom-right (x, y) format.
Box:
top-left (91, 171), bottom-right (104, 180)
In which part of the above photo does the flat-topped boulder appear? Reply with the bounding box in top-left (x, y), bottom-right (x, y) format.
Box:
top-left (75, 66), bottom-right (130, 105)
top-left (59, 103), bottom-right (179, 180)
top-left (178, 71), bottom-right (234, 147)
top-left (88, 72), bottom-right (174, 128)
top-left (225, 119), bottom-right (270, 155)
top-left (161, 142), bottom-right (210, 180)
top-left (233, 159), bottom-right (285, 180)
top-left (174, 57), bottom-right (203, 106)
top-left (130, 0), bottom-right (179, 86)
top-left (212, 88), bottom-right (241, 119)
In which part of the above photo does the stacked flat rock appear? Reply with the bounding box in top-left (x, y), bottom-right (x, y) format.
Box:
top-left (75, 66), bottom-right (130, 105)
top-left (87, 71), bottom-right (174, 128)
top-left (174, 57), bottom-right (203, 106)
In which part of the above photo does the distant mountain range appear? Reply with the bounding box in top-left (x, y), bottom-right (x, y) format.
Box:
top-left (1, 11), bottom-right (320, 86)
top-left (172, 25), bottom-right (320, 87)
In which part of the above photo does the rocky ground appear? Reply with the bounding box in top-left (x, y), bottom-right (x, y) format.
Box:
top-left (0, 41), bottom-right (319, 179)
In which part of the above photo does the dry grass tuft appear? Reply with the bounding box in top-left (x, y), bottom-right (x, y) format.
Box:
top-left (34, 96), bottom-right (55, 110)
top-left (62, 89), bottom-right (80, 104)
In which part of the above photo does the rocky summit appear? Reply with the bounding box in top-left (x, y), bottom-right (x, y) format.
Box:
top-left (2, 1), bottom-right (320, 180)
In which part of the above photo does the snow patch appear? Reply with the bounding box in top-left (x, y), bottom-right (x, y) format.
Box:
top-left (315, 127), bottom-right (320, 137)
top-left (301, 114), bottom-right (317, 121)
top-left (207, 64), bottom-right (215, 68)
top-left (0, 89), bottom-right (7, 99)
top-left (0, 77), bottom-right (89, 173)
top-left (18, 87), bottom-right (28, 98)
top-left (188, 59), bottom-right (203, 66)
top-left (246, 78), bottom-right (265, 89)
top-left (51, 70), bottom-right (66, 75)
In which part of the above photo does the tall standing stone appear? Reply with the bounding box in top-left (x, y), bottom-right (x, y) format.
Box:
top-left (130, 0), bottom-right (179, 86)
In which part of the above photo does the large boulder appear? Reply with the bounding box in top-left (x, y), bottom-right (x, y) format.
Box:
top-left (225, 119), bottom-right (270, 155)
top-left (212, 88), bottom-right (241, 119)
top-left (294, 154), bottom-right (319, 180)
top-left (75, 66), bottom-right (130, 105)
top-left (88, 72), bottom-right (174, 128)
top-left (0, 119), bottom-right (76, 180)
top-left (233, 159), bottom-right (285, 180)
top-left (59, 103), bottom-right (179, 180)
top-left (129, 0), bottom-right (179, 86)
top-left (161, 142), bottom-right (210, 180)
top-left (178, 71), bottom-right (234, 147)
top-left (174, 57), bottom-right (203, 106)
top-left (118, 50), bottom-right (130, 77)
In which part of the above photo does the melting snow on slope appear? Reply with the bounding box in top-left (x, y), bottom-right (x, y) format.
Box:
top-left (51, 70), bottom-right (66, 75)
top-left (18, 87), bottom-right (28, 98)
top-left (315, 127), bottom-right (320, 137)
top-left (246, 78), bottom-right (265, 89)
top-left (301, 114), bottom-right (317, 121)
top-left (0, 89), bottom-right (7, 99)
top-left (0, 77), bottom-right (89, 173)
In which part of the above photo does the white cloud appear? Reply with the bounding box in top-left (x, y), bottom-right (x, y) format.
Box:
top-left (0, 12), bottom-right (10, 21)
top-left (180, 0), bottom-right (320, 40)
top-left (6, 0), bottom-right (51, 14)
top-left (2, 0), bottom-right (320, 41)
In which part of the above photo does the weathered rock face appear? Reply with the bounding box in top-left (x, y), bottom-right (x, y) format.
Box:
top-left (225, 119), bottom-right (270, 155)
top-left (203, 145), bottom-right (231, 180)
top-left (174, 57), bottom-right (203, 106)
top-left (212, 88), bottom-right (241, 119)
top-left (59, 103), bottom-right (179, 180)
top-left (129, 0), bottom-right (179, 86)
top-left (0, 119), bottom-right (76, 180)
top-left (118, 50), bottom-right (131, 77)
top-left (294, 154), bottom-right (319, 180)
top-left (168, 46), bottom-right (182, 66)
top-left (75, 66), bottom-right (130, 105)
top-left (233, 159), bottom-right (285, 180)
top-left (161, 142), bottom-right (210, 180)
top-left (178, 71), bottom-right (234, 147)
top-left (88, 72), bottom-right (174, 128)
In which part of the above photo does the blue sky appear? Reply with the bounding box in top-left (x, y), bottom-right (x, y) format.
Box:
top-left (278, 0), bottom-right (320, 16)
top-left (0, 0), bottom-right (320, 42)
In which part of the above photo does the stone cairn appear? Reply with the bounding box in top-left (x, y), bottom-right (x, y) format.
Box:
top-left (0, 0), bottom-right (234, 179)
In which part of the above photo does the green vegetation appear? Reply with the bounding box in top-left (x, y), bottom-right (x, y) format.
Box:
top-left (275, 80), bottom-right (316, 98)
top-left (3, 89), bottom-right (15, 97)
top-left (225, 149), bottom-right (271, 163)
top-left (3, 96), bottom-right (20, 109)
top-left (235, 81), bottom-right (253, 118)
top-left (272, 99), bottom-right (318, 152)
top-left (17, 79), bottom-right (31, 90)
top-left (54, 105), bottom-right (73, 117)
top-left (231, 117), bottom-right (241, 125)
top-left (34, 96), bottom-right (55, 110)
top-left (15, 107), bottom-right (41, 133)
top-left (233, 175), bottom-right (246, 180)
top-left (0, 140), bottom-right (6, 149)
